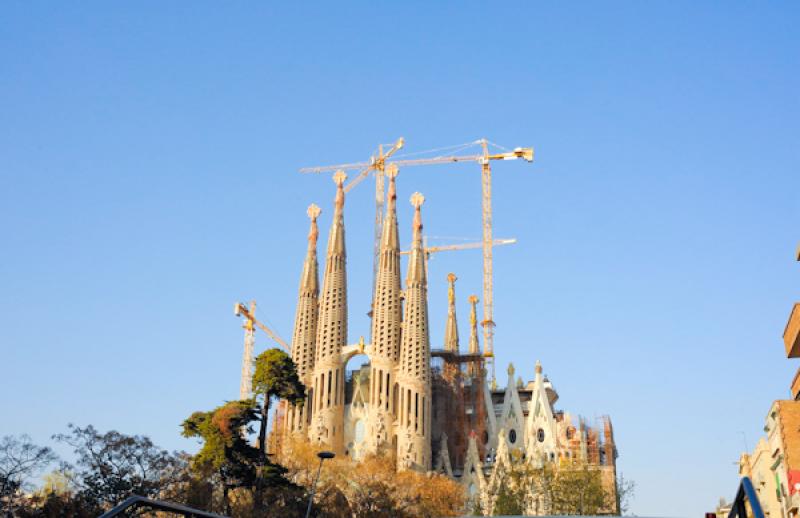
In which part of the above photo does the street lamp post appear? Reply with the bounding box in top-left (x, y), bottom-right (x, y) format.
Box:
top-left (305, 451), bottom-right (335, 518)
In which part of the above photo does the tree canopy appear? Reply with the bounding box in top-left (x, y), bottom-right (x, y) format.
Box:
top-left (52, 424), bottom-right (186, 513)
top-left (0, 435), bottom-right (58, 515)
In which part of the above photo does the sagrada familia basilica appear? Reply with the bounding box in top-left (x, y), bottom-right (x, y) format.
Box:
top-left (274, 168), bottom-right (618, 512)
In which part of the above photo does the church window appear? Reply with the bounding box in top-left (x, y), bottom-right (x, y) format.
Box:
top-left (509, 429), bottom-right (517, 444)
top-left (482, 431), bottom-right (489, 445)
top-left (537, 428), bottom-right (545, 443)
top-left (414, 393), bottom-right (419, 431)
top-left (327, 370), bottom-right (332, 407)
top-left (354, 419), bottom-right (365, 445)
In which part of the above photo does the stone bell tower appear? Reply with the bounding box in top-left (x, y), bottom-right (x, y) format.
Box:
top-left (309, 171), bottom-right (348, 454)
top-left (368, 165), bottom-right (403, 452)
top-left (396, 192), bottom-right (432, 471)
top-left (286, 204), bottom-right (320, 434)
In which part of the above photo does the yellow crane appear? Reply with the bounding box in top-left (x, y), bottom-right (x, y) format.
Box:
top-left (400, 237), bottom-right (517, 257)
top-left (301, 138), bottom-right (404, 297)
top-left (400, 237), bottom-right (517, 281)
top-left (300, 138), bottom-right (534, 384)
top-left (234, 300), bottom-right (290, 400)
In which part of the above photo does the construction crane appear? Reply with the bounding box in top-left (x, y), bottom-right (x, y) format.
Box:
top-left (401, 237), bottom-right (517, 282)
top-left (234, 300), bottom-right (290, 400)
top-left (301, 138), bottom-right (404, 304)
top-left (400, 237), bottom-right (516, 257)
top-left (300, 138), bottom-right (534, 384)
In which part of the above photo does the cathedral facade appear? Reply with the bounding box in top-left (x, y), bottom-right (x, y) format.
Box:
top-left (278, 169), bottom-right (618, 512)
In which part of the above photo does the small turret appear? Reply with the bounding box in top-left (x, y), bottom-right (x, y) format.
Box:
top-left (467, 295), bottom-right (481, 377)
top-left (444, 273), bottom-right (460, 353)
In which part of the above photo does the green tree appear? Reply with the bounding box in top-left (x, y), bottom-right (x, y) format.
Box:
top-left (615, 472), bottom-right (636, 515)
top-left (488, 459), bottom-right (620, 516)
top-left (251, 348), bottom-right (305, 465)
top-left (490, 465), bottom-right (525, 516)
top-left (250, 348), bottom-right (306, 510)
top-left (549, 461), bottom-right (610, 515)
top-left (182, 400), bottom-right (260, 515)
top-left (52, 424), bottom-right (186, 514)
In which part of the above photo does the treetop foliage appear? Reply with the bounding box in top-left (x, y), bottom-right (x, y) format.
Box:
top-left (252, 348), bottom-right (305, 406)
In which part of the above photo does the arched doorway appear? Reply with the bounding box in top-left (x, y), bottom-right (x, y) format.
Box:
top-left (343, 353), bottom-right (370, 460)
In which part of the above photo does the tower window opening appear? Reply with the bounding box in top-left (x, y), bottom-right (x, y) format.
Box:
top-left (327, 370), bottom-right (332, 407)
top-left (414, 393), bottom-right (419, 431)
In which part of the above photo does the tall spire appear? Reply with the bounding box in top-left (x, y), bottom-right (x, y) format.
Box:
top-left (315, 171), bottom-right (348, 365)
top-left (326, 170), bottom-right (347, 256)
top-left (468, 294), bottom-right (480, 355)
top-left (467, 294), bottom-right (480, 378)
top-left (444, 273), bottom-right (460, 353)
top-left (397, 192), bottom-right (432, 470)
top-left (288, 204), bottom-right (321, 433)
top-left (293, 204), bottom-right (321, 377)
top-left (400, 192), bottom-right (429, 379)
top-left (370, 165), bottom-right (402, 364)
top-left (309, 171), bottom-right (348, 451)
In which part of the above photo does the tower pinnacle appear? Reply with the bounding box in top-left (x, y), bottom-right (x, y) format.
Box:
top-left (468, 295), bottom-right (480, 355)
top-left (300, 204), bottom-right (321, 292)
top-left (371, 166), bottom-right (402, 364)
top-left (398, 191), bottom-right (432, 470)
top-left (444, 273), bottom-right (459, 353)
top-left (407, 192), bottom-right (426, 284)
top-left (309, 171), bottom-right (349, 450)
top-left (288, 204), bottom-right (322, 433)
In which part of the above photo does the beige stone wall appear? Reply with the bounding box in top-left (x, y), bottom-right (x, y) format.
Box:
top-left (744, 438), bottom-right (782, 518)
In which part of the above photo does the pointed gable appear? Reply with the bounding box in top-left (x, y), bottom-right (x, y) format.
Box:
top-left (525, 360), bottom-right (558, 464)
top-left (498, 363), bottom-right (526, 453)
top-left (462, 433), bottom-right (486, 498)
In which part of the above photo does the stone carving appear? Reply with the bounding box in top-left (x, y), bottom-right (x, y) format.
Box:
top-left (313, 414), bottom-right (328, 444)
top-left (402, 429), bottom-right (415, 469)
top-left (374, 412), bottom-right (388, 446)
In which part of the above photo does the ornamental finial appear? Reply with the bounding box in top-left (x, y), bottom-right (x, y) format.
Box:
top-left (410, 191), bottom-right (425, 208)
top-left (387, 163), bottom-right (398, 179)
top-left (306, 204), bottom-right (321, 246)
top-left (468, 294), bottom-right (479, 326)
top-left (333, 170), bottom-right (347, 186)
top-left (447, 273), bottom-right (457, 304)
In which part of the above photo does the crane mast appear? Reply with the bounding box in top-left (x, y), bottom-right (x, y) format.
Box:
top-left (234, 300), bottom-right (290, 400)
top-left (480, 139), bottom-right (496, 382)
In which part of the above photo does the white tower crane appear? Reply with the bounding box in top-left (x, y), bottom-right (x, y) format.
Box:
top-left (234, 301), bottom-right (290, 400)
top-left (300, 139), bottom-right (534, 384)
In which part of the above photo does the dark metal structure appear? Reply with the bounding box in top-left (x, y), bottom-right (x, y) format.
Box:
top-left (98, 495), bottom-right (228, 518)
top-left (727, 477), bottom-right (765, 518)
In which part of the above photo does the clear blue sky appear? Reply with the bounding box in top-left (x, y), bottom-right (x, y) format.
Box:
top-left (1, 2), bottom-right (798, 516)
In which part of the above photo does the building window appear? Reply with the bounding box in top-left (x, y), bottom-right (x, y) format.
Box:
top-left (537, 428), bottom-right (545, 443)
top-left (509, 429), bottom-right (517, 444)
